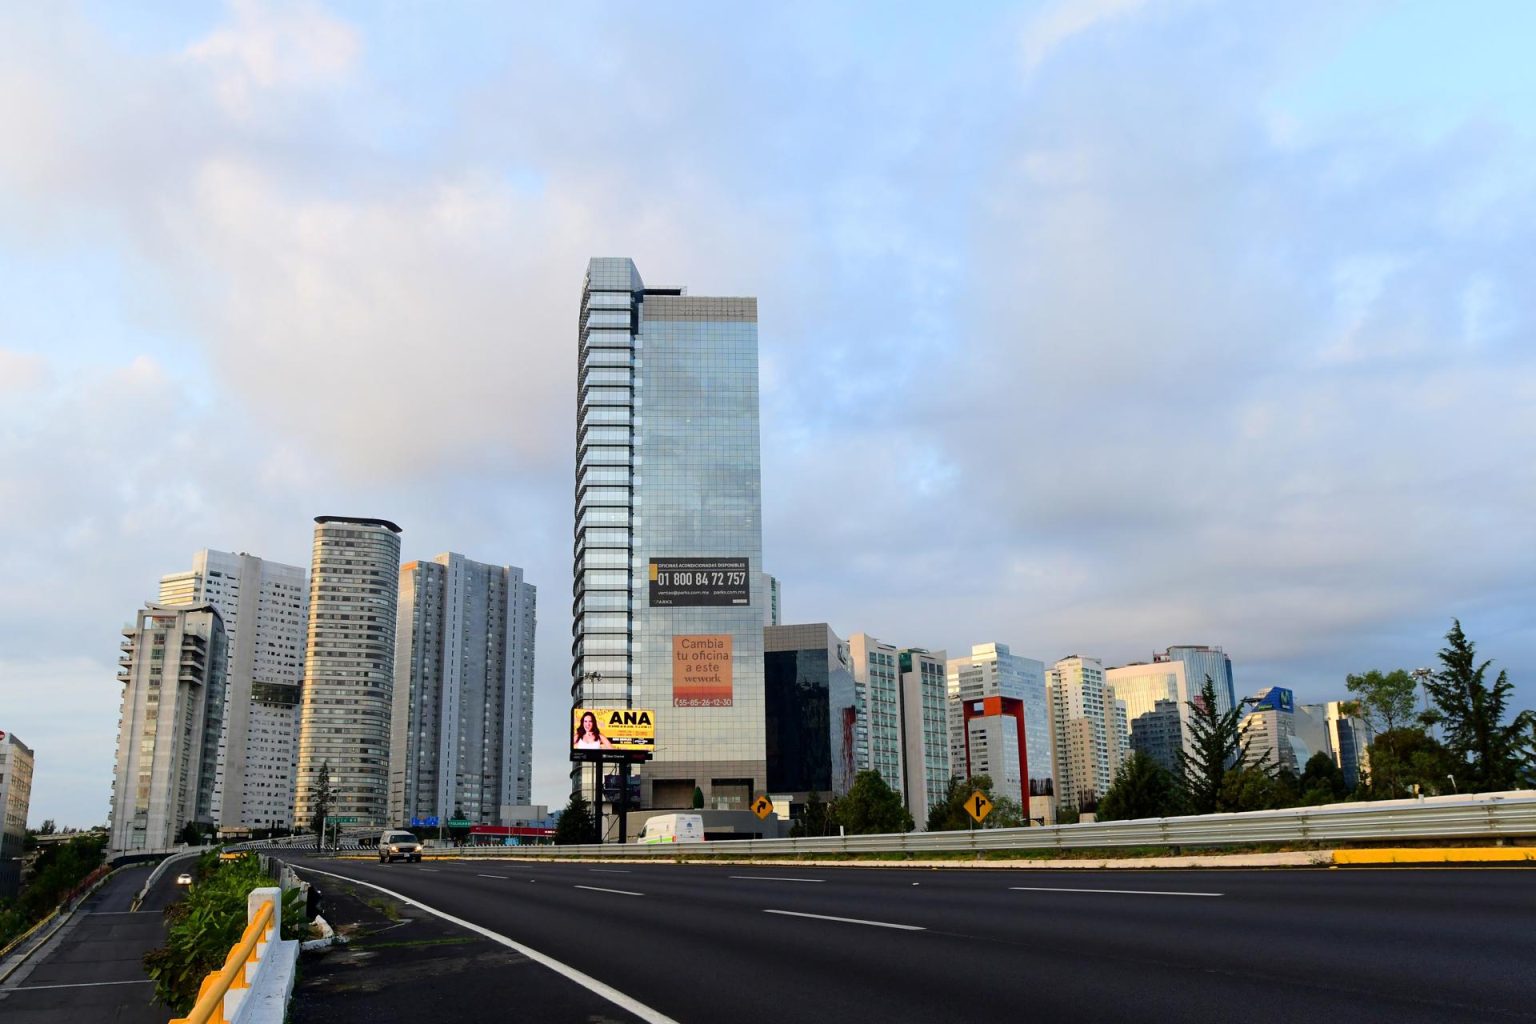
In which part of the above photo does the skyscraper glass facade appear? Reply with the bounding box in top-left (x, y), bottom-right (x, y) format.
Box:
top-left (574, 258), bottom-right (765, 811)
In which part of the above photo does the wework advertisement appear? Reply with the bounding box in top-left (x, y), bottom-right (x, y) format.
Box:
top-left (673, 634), bottom-right (733, 707)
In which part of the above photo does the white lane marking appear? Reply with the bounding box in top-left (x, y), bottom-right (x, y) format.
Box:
top-left (294, 865), bottom-right (679, 1024)
top-left (763, 909), bottom-right (924, 931)
top-left (589, 868), bottom-right (632, 874)
top-left (1008, 886), bottom-right (1223, 897)
top-left (730, 876), bottom-right (825, 883)
top-left (11, 979), bottom-right (154, 991)
top-left (477, 873), bottom-right (510, 880)
top-left (418, 868), bottom-right (440, 872)
top-left (574, 885), bottom-right (644, 897)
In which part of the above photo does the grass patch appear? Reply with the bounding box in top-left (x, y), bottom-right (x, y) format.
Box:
top-left (349, 936), bottom-right (479, 951)
top-left (364, 897), bottom-right (401, 921)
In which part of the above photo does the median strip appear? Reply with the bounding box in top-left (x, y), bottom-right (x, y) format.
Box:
top-left (1008, 886), bottom-right (1223, 897)
top-left (763, 909), bottom-right (924, 931)
top-left (574, 885), bottom-right (644, 897)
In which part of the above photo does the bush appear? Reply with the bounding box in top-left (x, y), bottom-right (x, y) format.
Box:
top-left (143, 852), bottom-right (303, 1012)
top-left (0, 834), bottom-right (107, 949)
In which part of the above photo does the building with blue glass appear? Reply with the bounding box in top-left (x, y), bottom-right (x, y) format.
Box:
top-left (573, 258), bottom-right (766, 816)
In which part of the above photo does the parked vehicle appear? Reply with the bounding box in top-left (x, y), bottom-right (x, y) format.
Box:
top-left (637, 813), bottom-right (705, 844)
top-left (378, 830), bottom-right (423, 863)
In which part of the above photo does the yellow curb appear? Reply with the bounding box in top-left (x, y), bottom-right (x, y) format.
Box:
top-left (1333, 847), bottom-right (1536, 865)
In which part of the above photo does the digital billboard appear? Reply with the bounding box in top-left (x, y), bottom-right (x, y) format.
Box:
top-left (673, 634), bottom-right (733, 707)
top-left (571, 708), bottom-right (657, 756)
top-left (649, 558), bottom-right (750, 607)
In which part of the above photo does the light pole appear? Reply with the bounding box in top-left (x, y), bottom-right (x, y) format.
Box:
top-left (1411, 667), bottom-right (1434, 735)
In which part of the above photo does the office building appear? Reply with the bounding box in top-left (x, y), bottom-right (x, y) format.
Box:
top-left (1315, 700), bottom-right (1372, 789)
top-left (1239, 687), bottom-right (1331, 775)
top-left (294, 516), bottom-right (402, 831)
top-left (110, 604), bottom-right (227, 850)
top-left (947, 643), bottom-right (1054, 822)
top-left (1047, 656), bottom-right (1123, 813)
top-left (1128, 698), bottom-right (1183, 773)
top-left (760, 573), bottom-right (781, 627)
top-left (958, 696), bottom-right (1028, 813)
top-left (390, 553), bottom-right (537, 827)
top-left (1165, 645), bottom-right (1237, 716)
top-left (763, 623), bottom-right (857, 800)
top-left (848, 634), bottom-right (903, 792)
top-left (572, 258), bottom-right (767, 814)
top-left (159, 550), bottom-right (307, 834)
top-left (0, 730), bottom-right (34, 898)
top-left (898, 647), bottom-right (949, 828)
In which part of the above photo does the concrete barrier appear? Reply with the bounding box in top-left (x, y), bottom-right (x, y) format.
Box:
top-left (168, 886), bottom-right (297, 1024)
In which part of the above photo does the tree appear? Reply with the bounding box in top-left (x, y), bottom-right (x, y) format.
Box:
top-left (37, 819), bottom-right (56, 836)
top-left (836, 770), bottom-right (913, 834)
top-left (1097, 751), bottom-right (1182, 821)
top-left (1297, 751), bottom-right (1349, 805)
top-left (1424, 620), bottom-right (1536, 792)
top-left (1364, 729), bottom-right (1458, 798)
top-left (308, 760), bottom-right (333, 838)
top-left (1177, 675), bottom-right (1255, 815)
top-left (553, 791), bottom-right (595, 845)
top-left (925, 775), bottom-right (1018, 831)
top-left (691, 786), bottom-right (705, 810)
top-left (791, 791), bottom-right (834, 838)
top-left (1344, 669), bottom-right (1420, 735)
top-left (1219, 765), bottom-right (1294, 812)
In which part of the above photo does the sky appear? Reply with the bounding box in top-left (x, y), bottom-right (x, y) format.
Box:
top-left (1, 0), bottom-right (1533, 828)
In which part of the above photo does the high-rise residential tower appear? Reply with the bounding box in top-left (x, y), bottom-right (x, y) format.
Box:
top-left (572, 258), bottom-right (766, 814)
top-left (390, 553), bottom-right (537, 827)
top-left (946, 643), bottom-right (1054, 820)
top-left (0, 730), bottom-right (34, 898)
top-left (898, 647), bottom-right (949, 828)
top-left (294, 516), bottom-right (402, 831)
top-left (1047, 655), bottom-right (1124, 814)
top-left (848, 633), bottom-right (903, 791)
top-left (160, 550), bottom-right (307, 833)
top-left (110, 604), bottom-right (227, 850)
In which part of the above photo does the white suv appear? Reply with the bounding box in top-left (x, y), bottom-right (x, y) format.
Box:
top-left (377, 830), bottom-right (423, 863)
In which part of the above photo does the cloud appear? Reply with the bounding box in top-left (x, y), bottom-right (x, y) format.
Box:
top-left (1021, 0), bottom-right (1154, 71)
top-left (184, 0), bottom-right (360, 116)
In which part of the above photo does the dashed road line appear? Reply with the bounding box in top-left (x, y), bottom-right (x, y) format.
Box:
top-left (574, 885), bottom-right (644, 897)
top-left (1008, 886), bottom-right (1223, 897)
top-left (764, 909), bottom-right (923, 931)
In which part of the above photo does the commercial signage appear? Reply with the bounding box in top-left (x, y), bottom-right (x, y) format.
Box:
top-left (673, 634), bottom-right (733, 707)
top-left (649, 558), bottom-right (750, 607)
top-left (572, 708), bottom-right (657, 754)
top-left (1254, 687), bottom-right (1295, 714)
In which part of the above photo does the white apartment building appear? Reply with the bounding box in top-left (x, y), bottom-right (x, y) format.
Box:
top-left (110, 604), bottom-right (226, 850)
top-left (294, 516), bottom-right (403, 831)
top-left (160, 550), bottom-right (307, 833)
top-left (0, 730), bottom-right (34, 898)
top-left (946, 643), bottom-right (1054, 822)
top-left (1048, 655), bottom-right (1125, 813)
top-left (390, 553), bottom-right (537, 827)
top-left (848, 634), bottom-right (903, 794)
top-left (897, 647), bottom-right (949, 828)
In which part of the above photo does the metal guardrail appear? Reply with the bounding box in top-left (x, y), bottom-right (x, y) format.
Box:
top-left (310, 790), bottom-right (1534, 860)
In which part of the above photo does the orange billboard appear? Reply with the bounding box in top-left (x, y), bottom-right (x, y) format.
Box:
top-left (673, 634), bottom-right (733, 707)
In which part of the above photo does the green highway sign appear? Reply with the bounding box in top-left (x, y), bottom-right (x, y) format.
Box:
top-left (448, 818), bottom-right (472, 828)
top-left (326, 816), bottom-right (359, 824)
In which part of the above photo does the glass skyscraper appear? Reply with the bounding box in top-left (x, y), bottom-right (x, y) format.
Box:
top-left (573, 258), bottom-right (766, 815)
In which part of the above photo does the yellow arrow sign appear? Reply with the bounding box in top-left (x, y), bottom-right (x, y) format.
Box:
top-left (965, 791), bottom-right (993, 823)
top-left (752, 795), bottom-right (774, 820)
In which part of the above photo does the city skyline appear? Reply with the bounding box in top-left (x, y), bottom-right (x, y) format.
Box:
top-left (2, 2), bottom-right (1535, 826)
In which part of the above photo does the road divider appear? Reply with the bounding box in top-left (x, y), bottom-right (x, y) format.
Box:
top-left (1332, 847), bottom-right (1536, 865)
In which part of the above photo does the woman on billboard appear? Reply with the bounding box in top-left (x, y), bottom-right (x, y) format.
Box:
top-left (574, 710), bottom-right (614, 749)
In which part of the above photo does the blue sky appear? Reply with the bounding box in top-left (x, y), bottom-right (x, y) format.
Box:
top-left (1, 0), bottom-right (1532, 826)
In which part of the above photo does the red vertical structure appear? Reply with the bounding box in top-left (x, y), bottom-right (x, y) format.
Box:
top-left (960, 696), bottom-right (1029, 800)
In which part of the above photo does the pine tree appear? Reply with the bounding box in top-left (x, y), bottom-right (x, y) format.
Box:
top-left (308, 760), bottom-right (332, 838)
top-left (1425, 620), bottom-right (1536, 792)
top-left (1177, 675), bottom-right (1255, 814)
top-left (553, 791), bottom-right (596, 845)
top-left (1098, 751), bottom-right (1181, 821)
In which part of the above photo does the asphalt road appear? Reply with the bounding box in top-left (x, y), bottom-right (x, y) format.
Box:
top-left (282, 855), bottom-right (1536, 1024)
top-left (0, 858), bottom-right (189, 1024)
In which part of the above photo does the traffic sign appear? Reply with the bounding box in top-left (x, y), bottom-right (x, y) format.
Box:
top-left (448, 818), bottom-right (472, 828)
top-left (751, 795), bottom-right (774, 820)
top-left (326, 816), bottom-right (359, 824)
top-left (964, 791), bottom-right (993, 824)
top-left (411, 816), bottom-right (440, 828)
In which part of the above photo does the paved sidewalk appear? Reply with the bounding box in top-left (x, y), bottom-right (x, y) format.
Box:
top-left (0, 863), bottom-right (180, 1024)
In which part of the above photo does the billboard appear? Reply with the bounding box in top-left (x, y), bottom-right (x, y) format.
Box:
top-left (673, 634), bottom-right (733, 707)
top-left (649, 558), bottom-right (750, 607)
top-left (572, 708), bottom-right (657, 755)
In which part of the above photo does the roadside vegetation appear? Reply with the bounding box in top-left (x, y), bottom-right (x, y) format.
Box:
top-left (0, 832), bottom-right (108, 950)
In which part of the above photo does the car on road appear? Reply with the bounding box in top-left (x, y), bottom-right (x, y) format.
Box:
top-left (175, 872), bottom-right (193, 886)
top-left (378, 830), bottom-right (423, 863)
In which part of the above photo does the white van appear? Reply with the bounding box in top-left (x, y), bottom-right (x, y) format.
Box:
top-left (637, 813), bottom-right (705, 844)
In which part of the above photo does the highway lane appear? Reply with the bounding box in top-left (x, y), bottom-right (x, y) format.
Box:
top-left (287, 855), bottom-right (1536, 1024)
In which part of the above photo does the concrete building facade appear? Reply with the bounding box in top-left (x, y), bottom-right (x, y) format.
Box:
top-left (0, 730), bottom-right (34, 898)
top-left (947, 643), bottom-right (1054, 821)
top-left (848, 633), bottom-right (903, 793)
top-left (294, 516), bottom-right (402, 831)
top-left (390, 553), bottom-right (537, 827)
top-left (898, 647), bottom-right (949, 828)
top-left (110, 604), bottom-right (227, 850)
top-left (1047, 655), bottom-right (1124, 813)
top-left (159, 550), bottom-right (307, 833)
